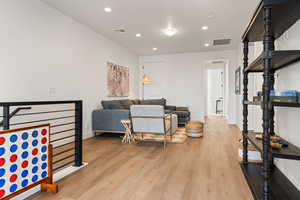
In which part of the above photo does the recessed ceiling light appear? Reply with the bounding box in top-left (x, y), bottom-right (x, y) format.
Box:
top-left (152, 47), bottom-right (158, 51)
top-left (202, 26), bottom-right (208, 30)
top-left (162, 27), bottom-right (178, 37)
top-left (136, 33), bottom-right (142, 37)
top-left (204, 43), bottom-right (210, 47)
top-left (104, 7), bottom-right (112, 13)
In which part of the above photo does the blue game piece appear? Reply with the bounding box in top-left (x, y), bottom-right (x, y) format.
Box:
top-left (41, 146), bottom-right (47, 153)
top-left (41, 163), bottom-right (47, 170)
top-left (32, 139), bottom-right (38, 147)
top-left (0, 148), bottom-right (5, 156)
top-left (0, 169), bottom-right (5, 177)
top-left (0, 179), bottom-right (5, 188)
top-left (22, 142), bottom-right (29, 150)
top-left (41, 154), bottom-right (47, 161)
top-left (10, 144), bottom-right (18, 153)
top-left (32, 130), bottom-right (38, 138)
top-left (22, 179), bottom-right (28, 187)
top-left (22, 151), bottom-right (29, 159)
top-left (32, 157), bottom-right (38, 165)
top-left (22, 132), bottom-right (29, 140)
top-left (10, 184), bottom-right (17, 193)
top-left (32, 175), bottom-right (38, 182)
top-left (21, 170), bottom-right (28, 178)
top-left (10, 135), bottom-right (18, 143)
top-left (32, 166), bottom-right (38, 173)
top-left (10, 164), bottom-right (18, 173)
top-left (41, 171), bottom-right (48, 178)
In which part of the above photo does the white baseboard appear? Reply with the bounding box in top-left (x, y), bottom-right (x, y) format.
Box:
top-left (83, 132), bottom-right (95, 139)
top-left (53, 162), bottom-right (88, 181)
top-left (12, 163), bottom-right (88, 200)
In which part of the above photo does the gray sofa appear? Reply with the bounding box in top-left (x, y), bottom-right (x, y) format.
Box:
top-left (92, 98), bottom-right (190, 134)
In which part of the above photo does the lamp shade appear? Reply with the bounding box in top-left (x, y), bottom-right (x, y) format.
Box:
top-left (141, 75), bottom-right (152, 84)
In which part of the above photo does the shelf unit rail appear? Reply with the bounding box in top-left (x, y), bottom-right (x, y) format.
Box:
top-left (261, 6), bottom-right (274, 199)
top-left (243, 39), bottom-right (249, 164)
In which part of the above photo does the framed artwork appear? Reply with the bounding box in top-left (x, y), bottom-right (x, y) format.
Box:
top-left (235, 67), bottom-right (241, 95)
top-left (107, 62), bottom-right (129, 97)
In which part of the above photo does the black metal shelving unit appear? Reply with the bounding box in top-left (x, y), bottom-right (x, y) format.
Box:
top-left (241, 0), bottom-right (300, 199)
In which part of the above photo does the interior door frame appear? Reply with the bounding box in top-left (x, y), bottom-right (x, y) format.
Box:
top-left (203, 59), bottom-right (229, 119)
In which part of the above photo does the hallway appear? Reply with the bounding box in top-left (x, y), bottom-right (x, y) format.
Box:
top-left (31, 116), bottom-right (253, 200)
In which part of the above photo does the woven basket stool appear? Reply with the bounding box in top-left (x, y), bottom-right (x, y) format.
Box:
top-left (185, 121), bottom-right (204, 138)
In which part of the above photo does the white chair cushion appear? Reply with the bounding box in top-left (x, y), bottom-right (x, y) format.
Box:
top-left (131, 105), bottom-right (165, 134)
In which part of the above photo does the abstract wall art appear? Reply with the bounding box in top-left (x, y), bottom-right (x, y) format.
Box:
top-left (107, 62), bottom-right (129, 97)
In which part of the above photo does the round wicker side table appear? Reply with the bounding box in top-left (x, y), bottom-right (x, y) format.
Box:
top-left (185, 121), bottom-right (204, 138)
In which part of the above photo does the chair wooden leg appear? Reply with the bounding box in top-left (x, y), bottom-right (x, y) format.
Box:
top-left (164, 135), bottom-right (167, 149)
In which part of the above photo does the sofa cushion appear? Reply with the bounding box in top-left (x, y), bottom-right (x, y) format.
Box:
top-left (120, 99), bottom-right (134, 109)
top-left (140, 98), bottom-right (166, 106)
top-left (101, 100), bottom-right (124, 109)
top-left (101, 100), bottom-right (112, 109)
top-left (131, 99), bottom-right (140, 105)
top-left (109, 100), bottom-right (125, 109)
top-left (173, 110), bottom-right (190, 117)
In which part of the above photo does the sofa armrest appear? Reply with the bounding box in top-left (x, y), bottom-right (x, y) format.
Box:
top-left (92, 109), bottom-right (129, 132)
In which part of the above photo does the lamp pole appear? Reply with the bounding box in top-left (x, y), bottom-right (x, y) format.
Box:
top-left (141, 66), bottom-right (152, 100)
top-left (142, 82), bottom-right (145, 100)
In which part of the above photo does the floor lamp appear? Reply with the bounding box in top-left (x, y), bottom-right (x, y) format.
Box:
top-left (141, 75), bottom-right (152, 100)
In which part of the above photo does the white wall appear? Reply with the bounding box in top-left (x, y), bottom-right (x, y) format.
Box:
top-left (236, 43), bottom-right (262, 131)
top-left (236, 20), bottom-right (300, 189)
top-left (140, 50), bottom-right (238, 124)
top-left (0, 0), bottom-right (139, 139)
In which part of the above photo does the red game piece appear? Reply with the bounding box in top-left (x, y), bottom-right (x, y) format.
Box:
top-left (10, 155), bottom-right (18, 163)
top-left (0, 137), bottom-right (5, 145)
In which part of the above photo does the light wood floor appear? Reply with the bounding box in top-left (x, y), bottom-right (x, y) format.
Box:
top-left (30, 116), bottom-right (253, 200)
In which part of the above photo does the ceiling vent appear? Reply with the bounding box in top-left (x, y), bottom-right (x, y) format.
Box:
top-left (211, 61), bottom-right (224, 64)
top-left (213, 39), bottom-right (231, 46)
top-left (113, 29), bottom-right (126, 33)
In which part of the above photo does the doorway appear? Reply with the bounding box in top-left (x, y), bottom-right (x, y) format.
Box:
top-left (205, 61), bottom-right (227, 116)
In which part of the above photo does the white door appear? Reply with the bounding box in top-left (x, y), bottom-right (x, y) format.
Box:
top-left (206, 63), bottom-right (225, 115)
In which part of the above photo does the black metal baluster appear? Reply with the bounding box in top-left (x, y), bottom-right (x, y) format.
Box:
top-left (3, 106), bottom-right (10, 130)
top-left (75, 101), bottom-right (83, 167)
top-left (243, 39), bottom-right (249, 165)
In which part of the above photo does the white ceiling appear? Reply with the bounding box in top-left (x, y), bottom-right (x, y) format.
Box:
top-left (42, 0), bottom-right (260, 56)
